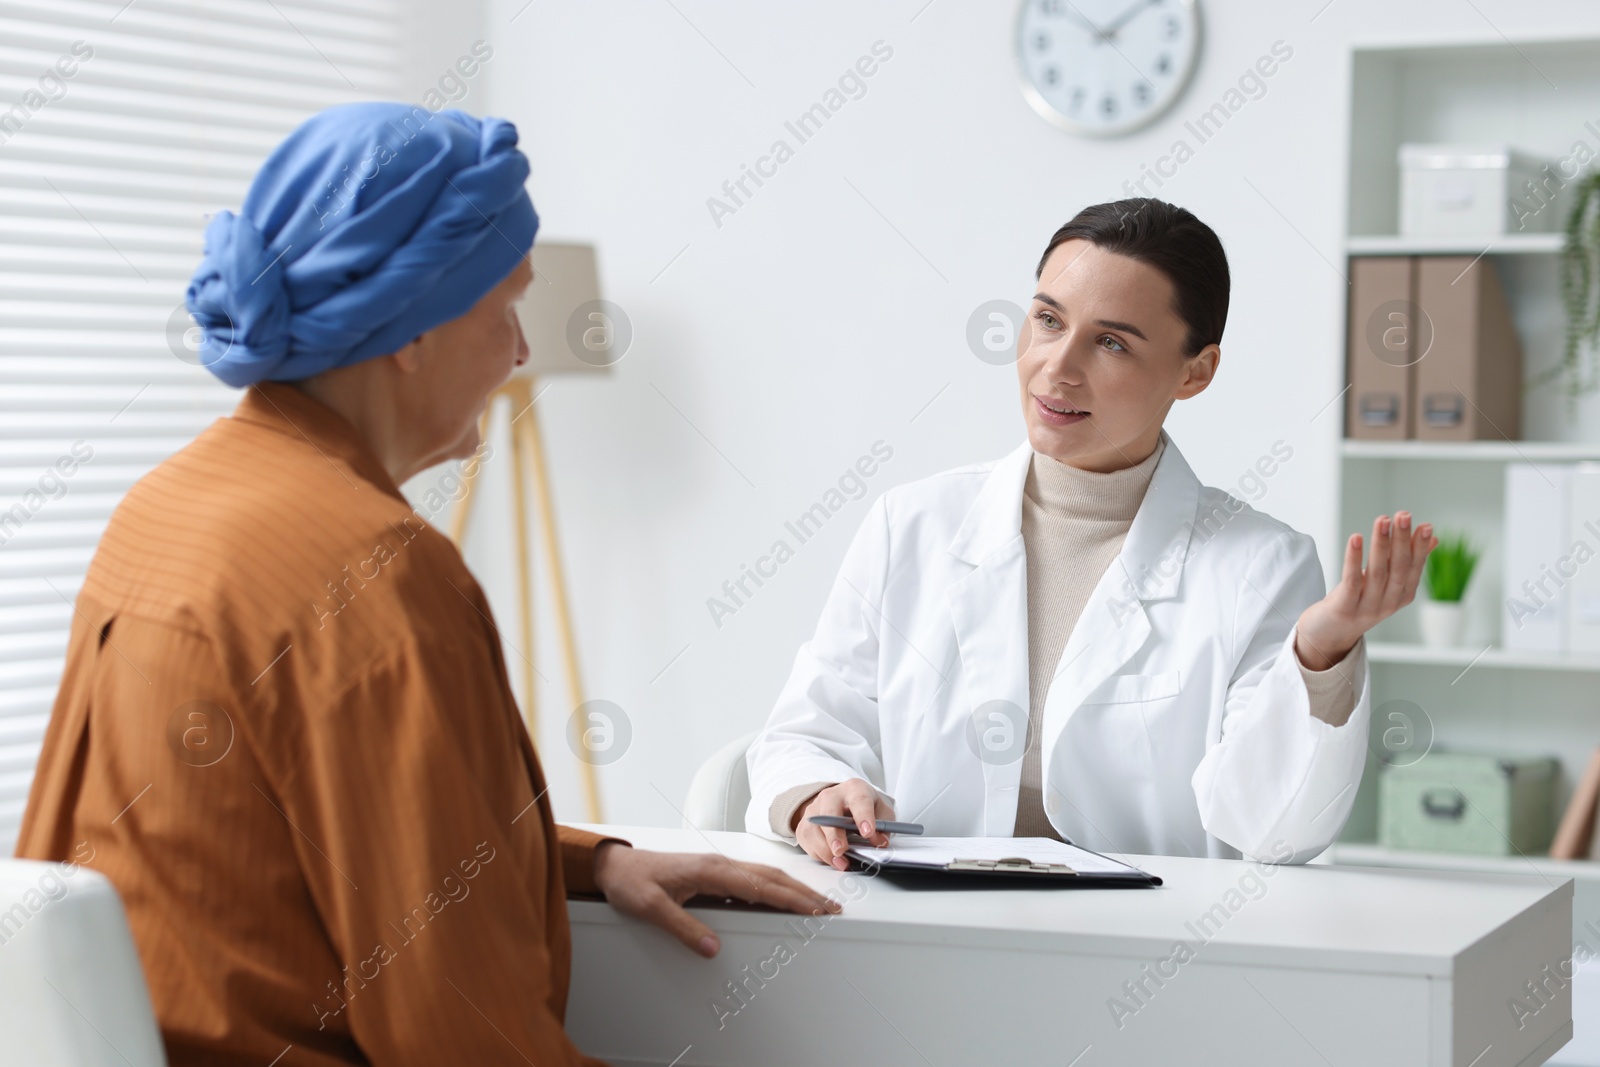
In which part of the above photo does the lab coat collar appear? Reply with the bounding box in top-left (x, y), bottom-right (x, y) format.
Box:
top-left (943, 428), bottom-right (1202, 836)
top-left (947, 427), bottom-right (1200, 603)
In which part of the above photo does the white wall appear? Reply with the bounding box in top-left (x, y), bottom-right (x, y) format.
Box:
top-left (443, 0), bottom-right (1600, 827)
top-left (390, 0), bottom-right (485, 116)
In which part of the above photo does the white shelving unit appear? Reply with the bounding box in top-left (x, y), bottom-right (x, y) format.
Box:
top-left (1345, 233), bottom-right (1566, 256)
top-left (1344, 439), bottom-right (1600, 462)
top-left (1337, 39), bottom-right (1600, 863)
top-left (1368, 641), bottom-right (1600, 673)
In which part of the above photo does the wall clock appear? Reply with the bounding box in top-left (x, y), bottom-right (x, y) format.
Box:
top-left (1016, 0), bottom-right (1202, 137)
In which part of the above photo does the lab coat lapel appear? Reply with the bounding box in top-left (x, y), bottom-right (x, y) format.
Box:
top-left (1042, 429), bottom-right (1201, 766)
top-left (946, 441), bottom-right (1033, 837)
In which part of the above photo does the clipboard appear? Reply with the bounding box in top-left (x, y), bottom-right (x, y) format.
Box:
top-left (843, 836), bottom-right (1162, 889)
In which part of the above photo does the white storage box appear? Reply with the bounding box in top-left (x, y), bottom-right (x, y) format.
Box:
top-left (1399, 143), bottom-right (1558, 237)
top-left (1503, 463), bottom-right (1575, 652)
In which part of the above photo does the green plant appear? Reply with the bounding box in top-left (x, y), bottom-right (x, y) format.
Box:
top-left (1527, 171), bottom-right (1600, 404)
top-left (1423, 532), bottom-right (1480, 603)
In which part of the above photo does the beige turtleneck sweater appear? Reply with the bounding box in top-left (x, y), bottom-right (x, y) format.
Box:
top-left (1012, 435), bottom-right (1166, 837)
top-left (771, 438), bottom-right (1362, 841)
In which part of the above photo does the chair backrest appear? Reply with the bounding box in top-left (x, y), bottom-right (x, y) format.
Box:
top-left (0, 858), bottom-right (167, 1067)
top-left (681, 731), bottom-right (759, 832)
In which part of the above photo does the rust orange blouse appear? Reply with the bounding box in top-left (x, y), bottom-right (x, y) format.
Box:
top-left (16, 381), bottom-right (623, 1066)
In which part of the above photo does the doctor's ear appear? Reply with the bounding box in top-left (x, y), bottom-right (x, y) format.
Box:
top-left (1172, 345), bottom-right (1220, 400)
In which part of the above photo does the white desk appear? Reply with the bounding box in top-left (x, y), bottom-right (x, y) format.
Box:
top-left (565, 826), bottom-right (1573, 1067)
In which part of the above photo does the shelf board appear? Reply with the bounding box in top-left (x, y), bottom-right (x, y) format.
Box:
top-left (1368, 641), bottom-right (1600, 672)
top-left (1346, 233), bottom-right (1565, 256)
top-left (1328, 841), bottom-right (1600, 880)
top-left (1342, 439), bottom-right (1600, 462)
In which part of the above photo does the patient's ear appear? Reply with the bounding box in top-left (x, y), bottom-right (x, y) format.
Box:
top-left (389, 335), bottom-right (427, 373)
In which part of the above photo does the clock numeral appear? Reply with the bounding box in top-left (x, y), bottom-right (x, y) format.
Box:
top-left (1156, 53), bottom-right (1172, 75)
top-left (1165, 15), bottom-right (1180, 38)
top-left (1133, 81), bottom-right (1151, 106)
top-left (1034, 32), bottom-right (1050, 52)
top-left (1040, 0), bottom-right (1063, 15)
top-left (1069, 86), bottom-right (1085, 112)
top-left (1043, 66), bottom-right (1059, 86)
top-left (1100, 95), bottom-right (1118, 118)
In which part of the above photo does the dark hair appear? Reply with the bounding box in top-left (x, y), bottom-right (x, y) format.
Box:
top-left (1034, 198), bottom-right (1229, 356)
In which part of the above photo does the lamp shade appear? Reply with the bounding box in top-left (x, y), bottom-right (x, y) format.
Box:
top-left (512, 241), bottom-right (623, 377)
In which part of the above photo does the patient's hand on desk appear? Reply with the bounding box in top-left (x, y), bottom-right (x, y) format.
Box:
top-left (591, 843), bottom-right (840, 959)
top-left (792, 778), bottom-right (895, 871)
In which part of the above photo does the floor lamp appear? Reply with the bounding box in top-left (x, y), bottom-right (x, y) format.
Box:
top-left (449, 242), bottom-right (619, 824)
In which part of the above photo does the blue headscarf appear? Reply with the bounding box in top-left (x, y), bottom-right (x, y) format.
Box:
top-left (186, 102), bottom-right (538, 387)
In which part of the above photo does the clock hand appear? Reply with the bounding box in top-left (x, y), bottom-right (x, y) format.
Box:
top-left (1101, 0), bottom-right (1162, 40)
top-left (1055, 1), bottom-right (1110, 44)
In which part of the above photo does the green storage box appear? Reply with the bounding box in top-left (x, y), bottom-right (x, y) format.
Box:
top-left (1378, 751), bottom-right (1557, 855)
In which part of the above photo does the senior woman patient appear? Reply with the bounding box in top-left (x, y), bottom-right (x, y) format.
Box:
top-left (16, 103), bottom-right (836, 1067)
top-left (746, 199), bottom-right (1437, 870)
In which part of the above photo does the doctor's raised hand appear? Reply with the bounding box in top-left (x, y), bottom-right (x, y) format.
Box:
top-left (1294, 512), bottom-right (1439, 672)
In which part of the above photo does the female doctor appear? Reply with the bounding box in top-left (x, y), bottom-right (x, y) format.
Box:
top-left (744, 198), bottom-right (1437, 869)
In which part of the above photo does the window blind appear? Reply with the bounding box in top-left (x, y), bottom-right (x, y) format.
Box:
top-left (0, 0), bottom-right (402, 852)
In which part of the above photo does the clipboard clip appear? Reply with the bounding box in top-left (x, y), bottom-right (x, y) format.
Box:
top-left (947, 857), bottom-right (1077, 875)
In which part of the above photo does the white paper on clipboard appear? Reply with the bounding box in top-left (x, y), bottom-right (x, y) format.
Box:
top-left (848, 836), bottom-right (1146, 876)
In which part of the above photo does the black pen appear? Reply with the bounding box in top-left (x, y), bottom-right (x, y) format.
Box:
top-left (807, 815), bottom-right (924, 836)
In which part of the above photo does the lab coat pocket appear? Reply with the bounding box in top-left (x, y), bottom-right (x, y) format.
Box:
top-left (1069, 671), bottom-right (1181, 793)
top-left (1080, 669), bottom-right (1182, 705)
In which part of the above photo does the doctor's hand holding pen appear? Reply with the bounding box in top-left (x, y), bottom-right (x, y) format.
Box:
top-left (1294, 510), bottom-right (1438, 672)
top-left (792, 779), bottom-right (897, 871)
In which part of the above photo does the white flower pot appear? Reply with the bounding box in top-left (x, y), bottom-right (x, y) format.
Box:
top-left (1419, 600), bottom-right (1466, 648)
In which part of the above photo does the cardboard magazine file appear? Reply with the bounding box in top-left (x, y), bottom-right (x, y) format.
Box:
top-left (1346, 255), bottom-right (1414, 440)
top-left (1413, 255), bottom-right (1523, 442)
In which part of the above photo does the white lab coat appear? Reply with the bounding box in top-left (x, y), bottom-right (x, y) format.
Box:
top-left (745, 429), bottom-right (1371, 863)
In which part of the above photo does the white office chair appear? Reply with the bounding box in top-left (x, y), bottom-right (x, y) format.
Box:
top-left (0, 858), bottom-right (167, 1066)
top-left (681, 731), bottom-right (760, 832)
